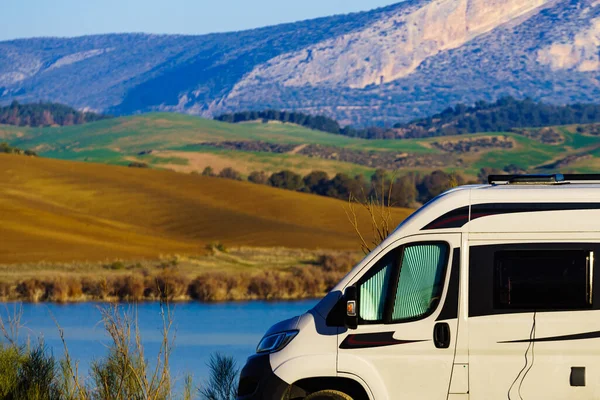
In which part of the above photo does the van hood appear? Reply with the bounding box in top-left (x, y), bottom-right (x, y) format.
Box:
top-left (263, 315), bottom-right (300, 337)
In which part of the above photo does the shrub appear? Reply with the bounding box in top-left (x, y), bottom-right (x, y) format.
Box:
top-left (316, 252), bottom-right (359, 273)
top-left (0, 343), bottom-right (60, 400)
top-left (81, 277), bottom-right (109, 300)
top-left (15, 344), bottom-right (60, 400)
top-left (16, 279), bottom-right (46, 302)
top-left (0, 345), bottom-right (23, 397)
top-left (66, 278), bottom-right (83, 299)
top-left (0, 282), bottom-right (12, 299)
top-left (205, 242), bottom-right (227, 253)
top-left (128, 162), bottom-right (149, 168)
top-left (188, 273), bottom-right (230, 302)
top-left (89, 305), bottom-right (172, 400)
top-left (114, 275), bottom-right (145, 301)
top-left (201, 166), bottom-right (215, 177)
top-left (268, 170), bottom-right (303, 190)
top-left (291, 266), bottom-right (325, 297)
top-left (218, 167), bottom-right (242, 181)
top-left (247, 271), bottom-right (284, 299)
top-left (46, 279), bottom-right (70, 303)
top-left (247, 171), bottom-right (268, 185)
top-left (153, 269), bottom-right (189, 301)
top-left (105, 261), bottom-right (126, 270)
top-left (199, 353), bottom-right (239, 400)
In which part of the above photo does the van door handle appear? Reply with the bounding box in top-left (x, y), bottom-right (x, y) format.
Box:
top-left (434, 322), bottom-right (451, 349)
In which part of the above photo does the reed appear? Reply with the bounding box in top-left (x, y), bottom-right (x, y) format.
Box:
top-left (0, 302), bottom-right (247, 400)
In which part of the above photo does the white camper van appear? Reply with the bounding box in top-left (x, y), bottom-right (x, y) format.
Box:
top-left (237, 174), bottom-right (600, 400)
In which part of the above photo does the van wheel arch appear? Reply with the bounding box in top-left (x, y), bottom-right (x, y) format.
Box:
top-left (283, 377), bottom-right (370, 400)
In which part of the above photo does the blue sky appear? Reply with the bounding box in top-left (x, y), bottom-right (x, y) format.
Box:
top-left (1, 0), bottom-right (399, 41)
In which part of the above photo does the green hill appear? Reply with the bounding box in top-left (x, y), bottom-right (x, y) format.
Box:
top-left (1, 112), bottom-right (599, 180)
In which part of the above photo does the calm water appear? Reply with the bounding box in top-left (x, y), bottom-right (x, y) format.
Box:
top-left (0, 300), bottom-right (316, 385)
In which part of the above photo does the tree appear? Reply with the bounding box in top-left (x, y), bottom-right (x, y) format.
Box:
top-left (248, 171), bottom-right (268, 185)
top-left (0, 101), bottom-right (110, 127)
top-left (303, 171), bottom-right (329, 195)
top-left (218, 167), bottom-right (242, 181)
top-left (417, 170), bottom-right (465, 203)
top-left (268, 170), bottom-right (304, 190)
top-left (477, 167), bottom-right (503, 183)
top-left (326, 173), bottom-right (365, 200)
top-left (390, 175), bottom-right (417, 208)
top-left (201, 166), bottom-right (215, 177)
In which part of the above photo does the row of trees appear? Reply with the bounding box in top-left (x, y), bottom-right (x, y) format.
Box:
top-left (0, 142), bottom-right (37, 156)
top-left (215, 97), bottom-right (600, 140)
top-left (0, 101), bottom-right (110, 127)
top-left (396, 96), bottom-right (600, 138)
top-left (214, 109), bottom-right (398, 139)
top-left (214, 110), bottom-right (342, 134)
top-left (200, 166), bottom-right (466, 207)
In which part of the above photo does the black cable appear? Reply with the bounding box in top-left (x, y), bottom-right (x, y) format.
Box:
top-left (507, 311), bottom-right (537, 400)
top-left (518, 311), bottom-right (537, 399)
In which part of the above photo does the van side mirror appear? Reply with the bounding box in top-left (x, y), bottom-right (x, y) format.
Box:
top-left (344, 286), bottom-right (358, 330)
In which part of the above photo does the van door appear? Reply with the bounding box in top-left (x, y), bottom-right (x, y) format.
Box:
top-left (468, 242), bottom-right (600, 399)
top-left (338, 234), bottom-right (461, 400)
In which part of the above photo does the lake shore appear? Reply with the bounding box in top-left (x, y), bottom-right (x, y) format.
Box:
top-left (0, 247), bottom-right (360, 303)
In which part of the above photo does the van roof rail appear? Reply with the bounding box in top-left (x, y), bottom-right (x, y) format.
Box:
top-left (488, 174), bottom-right (600, 185)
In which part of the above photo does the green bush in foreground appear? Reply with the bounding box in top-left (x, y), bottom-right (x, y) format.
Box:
top-left (0, 342), bottom-right (61, 400)
top-left (0, 305), bottom-right (239, 400)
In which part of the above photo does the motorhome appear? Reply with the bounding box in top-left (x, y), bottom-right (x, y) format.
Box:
top-left (237, 174), bottom-right (600, 400)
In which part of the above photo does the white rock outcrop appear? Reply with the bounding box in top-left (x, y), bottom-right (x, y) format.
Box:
top-left (230, 0), bottom-right (550, 92)
top-left (537, 17), bottom-right (600, 72)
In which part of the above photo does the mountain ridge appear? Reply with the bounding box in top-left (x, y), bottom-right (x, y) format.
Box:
top-left (1, 0), bottom-right (600, 125)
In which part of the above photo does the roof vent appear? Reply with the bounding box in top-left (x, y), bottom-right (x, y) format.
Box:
top-left (489, 174), bottom-right (600, 185)
top-left (488, 174), bottom-right (564, 185)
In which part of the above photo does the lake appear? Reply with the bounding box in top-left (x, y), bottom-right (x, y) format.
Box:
top-left (0, 300), bottom-right (316, 387)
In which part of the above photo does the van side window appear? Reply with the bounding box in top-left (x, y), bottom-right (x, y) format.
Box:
top-left (392, 243), bottom-right (449, 321)
top-left (494, 250), bottom-right (593, 310)
top-left (358, 254), bottom-right (395, 322)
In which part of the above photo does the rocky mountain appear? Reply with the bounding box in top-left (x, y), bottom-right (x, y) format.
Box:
top-left (1, 0), bottom-right (599, 126)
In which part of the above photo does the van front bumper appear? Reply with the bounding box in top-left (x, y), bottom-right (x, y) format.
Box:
top-left (237, 353), bottom-right (290, 400)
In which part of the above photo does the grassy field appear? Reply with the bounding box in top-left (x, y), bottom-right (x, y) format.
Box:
top-left (0, 153), bottom-right (412, 264)
top-left (2, 113), bottom-right (600, 180)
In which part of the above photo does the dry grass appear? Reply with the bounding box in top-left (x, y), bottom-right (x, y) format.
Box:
top-left (0, 154), bottom-right (412, 264)
top-left (0, 302), bottom-right (200, 400)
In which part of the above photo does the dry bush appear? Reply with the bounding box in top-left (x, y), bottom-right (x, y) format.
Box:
top-left (114, 275), bottom-right (145, 302)
top-left (316, 252), bottom-right (359, 273)
top-left (322, 271), bottom-right (344, 292)
top-left (276, 272), bottom-right (301, 299)
top-left (189, 272), bottom-right (250, 302)
top-left (67, 278), bottom-right (83, 299)
top-left (344, 174), bottom-right (400, 254)
top-left (16, 279), bottom-right (46, 302)
top-left (104, 261), bottom-right (126, 270)
top-left (90, 304), bottom-right (173, 400)
top-left (152, 269), bottom-right (189, 301)
top-left (81, 277), bottom-right (108, 300)
top-left (247, 271), bottom-right (279, 299)
top-left (289, 267), bottom-right (322, 297)
top-left (0, 282), bottom-right (13, 300)
top-left (188, 273), bottom-right (230, 302)
top-left (222, 274), bottom-right (248, 301)
top-left (46, 278), bottom-right (70, 303)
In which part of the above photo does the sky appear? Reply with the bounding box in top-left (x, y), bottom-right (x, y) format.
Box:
top-left (0, 0), bottom-right (399, 41)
